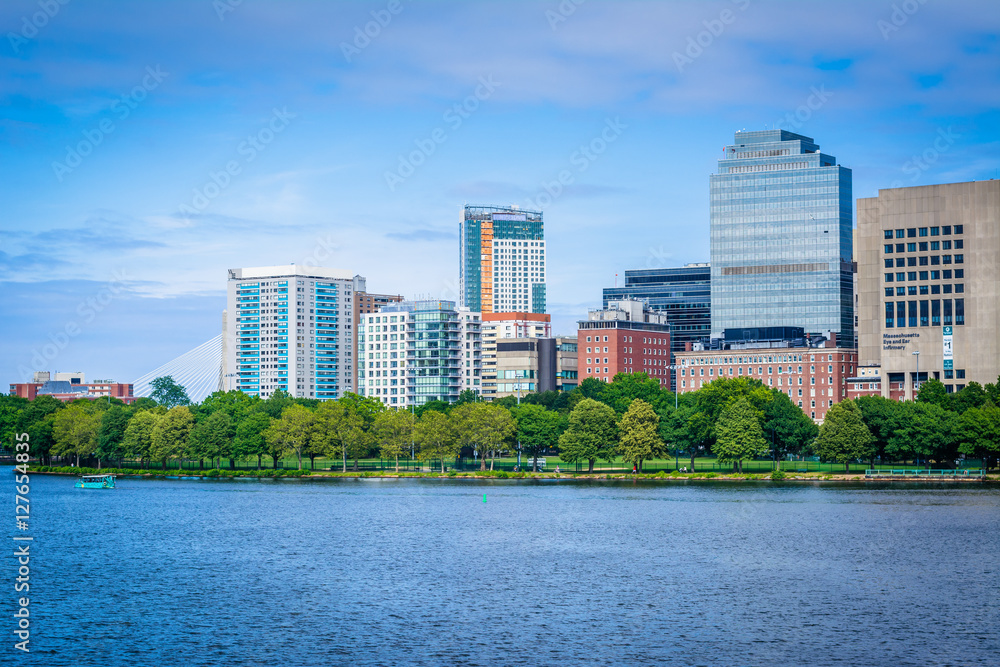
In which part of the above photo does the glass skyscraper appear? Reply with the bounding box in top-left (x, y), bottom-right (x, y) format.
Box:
top-left (460, 205), bottom-right (545, 315)
top-left (710, 130), bottom-right (853, 342)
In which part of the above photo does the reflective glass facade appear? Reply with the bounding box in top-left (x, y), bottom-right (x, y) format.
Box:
top-left (710, 130), bottom-right (853, 342)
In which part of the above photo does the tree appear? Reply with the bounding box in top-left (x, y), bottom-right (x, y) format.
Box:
top-left (476, 403), bottom-right (517, 471)
top-left (414, 410), bottom-right (458, 472)
top-left (189, 410), bottom-right (234, 469)
top-left (618, 399), bottom-right (663, 473)
top-left (713, 396), bottom-right (768, 473)
top-left (856, 395), bottom-right (905, 463)
top-left (813, 400), bottom-right (874, 472)
top-left (97, 404), bottom-right (130, 466)
top-left (763, 392), bottom-right (818, 463)
top-left (261, 389), bottom-right (294, 419)
top-left (150, 406), bottom-right (195, 470)
top-left (233, 412), bottom-right (271, 469)
top-left (916, 379), bottom-right (949, 409)
top-left (263, 405), bottom-right (316, 470)
top-left (373, 409), bottom-right (415, 472)
top-left (514, 404), bottom-right (563, 471)
top-left (952, 382), bottom-right (988, 414)
top-left (316, 399), bottom-right (369, 472)
top-left (16, 395), bottom-right (63, 464)
top-left (889, 402), bottom-right (956, 466)
top-left (0, 395), bottom-right (28, 450)
top-left (150, 376), bottom-right (191, 408)
top-left (52, 402), bottom-right (100, 467)
top-left (601, 373), bottom-right (666, 415)
top-left (956, 402), bottom-right (1000, 471)
top-left (123, 410), bottom-right (160, 466)
top-left (558, 398), bottom-right (618, 473)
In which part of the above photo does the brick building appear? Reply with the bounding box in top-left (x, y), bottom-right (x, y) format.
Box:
top-left (675, 334), bottom-right (857, 421)
top-left (577, 300), bottom-right (672, 387)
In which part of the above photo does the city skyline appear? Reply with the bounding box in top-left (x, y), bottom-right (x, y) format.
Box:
top-left (2, 0), bottom-right (999, 385)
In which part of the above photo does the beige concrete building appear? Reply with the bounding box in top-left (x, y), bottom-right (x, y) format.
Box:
top-left (493, 336), bottom-right (578, 399)
top-left (857, 180), bottom-right (1000, 399)
top-left (480, 312), bottom-right (551, 399)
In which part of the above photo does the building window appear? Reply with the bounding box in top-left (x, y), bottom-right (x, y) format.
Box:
top-left (944, 299), bottom-right (953, 326)
top-left (884, 230), bottom-right (893, 239)
top-left (884, 244), bottom-right (893, 253)
top-left (908, 301), bottom-right (917, 328)
top-left (955, 299), bottom-right (965, 325)
top-left (896, 229), bottom-right (905, 238)
top-left (956, 369), bottom-right (966, 379)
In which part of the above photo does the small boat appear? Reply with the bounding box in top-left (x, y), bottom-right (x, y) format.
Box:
top-left (75, 474), bottom-right (116, 489)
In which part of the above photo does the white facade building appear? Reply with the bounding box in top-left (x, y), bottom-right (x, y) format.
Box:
top-left (359, 300), bottom-right (481, 408)
top-left (224, 265), bottom-right (363, 399)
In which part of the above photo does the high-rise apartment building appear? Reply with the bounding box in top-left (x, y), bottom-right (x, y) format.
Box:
top-left (602, 263), bottom-right (711, 389)
top-left (857, 180), bottom-right (1000, 398)
top-left (480, 312), bottom-right (551, 399)
top-left (225, 265), bottom-right (362, 400)
top-left (352, 290), bottom-right (404, 391)
top-left (358, 300), bottom-right (481, 408)
top-left (710, 130), bottom-right (854, 342)
top-left (460, 205), bottom-right (546, 314)
top-left (577, 300), bottom-right (672, 387)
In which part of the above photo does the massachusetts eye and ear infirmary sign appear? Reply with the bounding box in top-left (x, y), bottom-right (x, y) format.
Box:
top-left (883, 332), bottom-right (920, 350)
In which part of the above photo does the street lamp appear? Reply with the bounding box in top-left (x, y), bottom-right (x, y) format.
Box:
top-left (912, 350), bottom-right (920, 396)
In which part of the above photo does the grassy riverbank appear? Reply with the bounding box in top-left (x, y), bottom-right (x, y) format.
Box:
top-left (24, 465), bottom-right (997, 482)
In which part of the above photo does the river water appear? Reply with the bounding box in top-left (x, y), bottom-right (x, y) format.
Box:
top-left (8, 471), bottom-right (999, 666)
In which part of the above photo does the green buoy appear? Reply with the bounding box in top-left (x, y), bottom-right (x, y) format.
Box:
top-left (483, 494), bottom-right (487, 503)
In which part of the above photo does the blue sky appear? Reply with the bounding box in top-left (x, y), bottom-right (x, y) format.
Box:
top-left (1, 0), bottom-right (998, 385)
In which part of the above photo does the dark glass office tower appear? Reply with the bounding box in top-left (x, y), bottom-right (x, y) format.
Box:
top-left (710, 130), bottom-right (853, 343)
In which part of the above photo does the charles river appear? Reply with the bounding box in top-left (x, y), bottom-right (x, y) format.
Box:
top-left (10, 472), bottom-right (999, 666)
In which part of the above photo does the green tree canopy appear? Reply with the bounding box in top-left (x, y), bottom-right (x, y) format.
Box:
top-left (150, 376), bottom-right (191, 408)
top-left (263, 404), bottom-right (315, 470)
top-left (414, 410), bottom-right (458, 472)
top-left (232, 411), bottom-right (271, 469)
top-left (188, 410), bottom-right (234, 468)
top-left (123, 410), bottom-right (160, 464)
top-left (373, 409), bottom-right (416, 472)
top-left (150, 406), bottom-right (195, 469)
top-left (814, 400), bottom-right (874, 472)
top-left (52, 402), bottom-right (101, 466)
top-left (713, 396), bottom-right (768, 473)
top-left (618, 398), bottom-right (664, 473)
top-left (558, 398), bottom-right (617, 473)
top-left (514, 403), bottom-right (564, 471)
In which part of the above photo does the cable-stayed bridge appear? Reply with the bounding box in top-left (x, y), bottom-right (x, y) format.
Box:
top-left (133, 334), bottom-right (223, 404)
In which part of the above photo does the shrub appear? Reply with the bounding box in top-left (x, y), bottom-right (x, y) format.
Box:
top-left (770, 469), bottom-right (787, 481)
